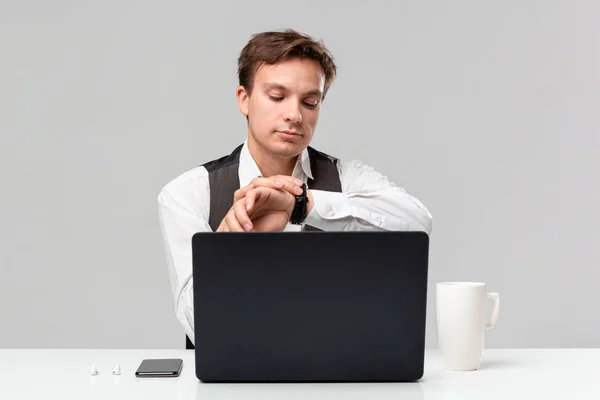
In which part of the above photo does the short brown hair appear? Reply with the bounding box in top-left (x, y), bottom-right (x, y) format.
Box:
top-left (237, 29), bottom-right (337, 100)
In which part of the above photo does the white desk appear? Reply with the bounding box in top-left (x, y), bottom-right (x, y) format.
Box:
top-left (1, 349), bottom-right (598, 399)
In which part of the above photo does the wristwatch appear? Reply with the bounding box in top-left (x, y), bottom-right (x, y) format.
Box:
top-left (290, 183), bottom-right (308, 225)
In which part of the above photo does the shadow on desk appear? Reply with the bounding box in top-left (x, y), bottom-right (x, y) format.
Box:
top-left (196, 381), bottom-right (424, 400)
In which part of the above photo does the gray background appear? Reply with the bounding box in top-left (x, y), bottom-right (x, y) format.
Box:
top-left (1, 0), bottom-right (598, 349)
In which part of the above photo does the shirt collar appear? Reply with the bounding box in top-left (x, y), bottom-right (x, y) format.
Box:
top-left (238, 139), bottom-right (314, 187)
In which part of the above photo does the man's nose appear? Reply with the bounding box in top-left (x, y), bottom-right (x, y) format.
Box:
top-left (284, 104), bottom-right (303, 124)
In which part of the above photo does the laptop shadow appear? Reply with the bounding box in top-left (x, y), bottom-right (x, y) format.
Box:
top-left (196, 381), bottom-right (425, 400)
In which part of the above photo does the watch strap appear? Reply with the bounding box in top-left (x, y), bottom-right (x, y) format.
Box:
top-left (290, 183), bottom-right (308, 224)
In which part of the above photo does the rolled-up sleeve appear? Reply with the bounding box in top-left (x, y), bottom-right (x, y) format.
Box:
top-left (304, 160), bottom-right (433, 233)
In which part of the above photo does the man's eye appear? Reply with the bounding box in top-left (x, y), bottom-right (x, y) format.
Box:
top-left (269, 96), bottom-right (284, 101)
top-left (303, 101), bottom-right (319, 109)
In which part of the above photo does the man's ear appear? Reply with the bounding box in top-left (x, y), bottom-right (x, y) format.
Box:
top-left (236, 86), bottom-right (249, 117)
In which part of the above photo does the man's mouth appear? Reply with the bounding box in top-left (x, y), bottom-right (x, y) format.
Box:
top-left (277, 130), bottom-right (303, 139)
top-left (277, 130), bottom-right (301, 136)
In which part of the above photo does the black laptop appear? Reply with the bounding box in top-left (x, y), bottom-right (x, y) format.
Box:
top-left (192, 231), bottom-right (429, 383)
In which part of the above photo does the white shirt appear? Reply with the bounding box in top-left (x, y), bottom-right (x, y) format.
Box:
top-left (157, 141), bottom-right (433, 345)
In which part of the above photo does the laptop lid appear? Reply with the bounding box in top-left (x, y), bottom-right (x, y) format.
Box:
top-left (192, 231), bottom-right (429, 382)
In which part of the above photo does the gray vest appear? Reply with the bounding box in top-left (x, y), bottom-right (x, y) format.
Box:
top-left (202, 144), bottom-right (342, 232)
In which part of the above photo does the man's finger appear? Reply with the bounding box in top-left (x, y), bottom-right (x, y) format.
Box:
top-left (233, 199), bottom-right (253, 231)
top-left (225, 209), bottom-right (245, 232)
top-left (234, 184), bottom-right (254, 202)
top-left (245, 186), bottom-right (269, 213)
top-left (270, 174), bottom-right (302, 186)
top-left (249, 176), bottom-right (303, 196)
top-left (269, 175), bottom-right (303, 194)
top-left (245, 189), bottom-right (257, 212)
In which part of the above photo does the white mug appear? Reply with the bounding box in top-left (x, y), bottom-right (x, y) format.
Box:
top-left (436, 282), bottom-right (500, 371)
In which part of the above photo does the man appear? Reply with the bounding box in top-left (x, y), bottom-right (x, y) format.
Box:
top-left (158, 29), bottom-right (433, 346)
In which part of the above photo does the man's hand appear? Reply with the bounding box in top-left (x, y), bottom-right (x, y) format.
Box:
top-left (216, 197), bottom-right (256, 232)
top-left (247, 188), bottom-right (315, 231)
top-left (216, 175), bottom-right (303, 232)
top-left (216, 186), bottom-right (295, 232)
top-left (245, 186), bottom-right (296, 232)
top-left (233, 175), bottom-right (304, 203)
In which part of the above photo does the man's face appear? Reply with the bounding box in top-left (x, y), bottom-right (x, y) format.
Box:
top-left (237, 57), bottom-right (325, 158)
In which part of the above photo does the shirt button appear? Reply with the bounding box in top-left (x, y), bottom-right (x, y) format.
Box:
top-left (375, 216), bottom-right (383, 226)
top-left (328, 208), bottom-right (335, 217)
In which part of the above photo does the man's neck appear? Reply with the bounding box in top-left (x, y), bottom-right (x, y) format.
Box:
top-left (247, 137), bottom-right (298, 177)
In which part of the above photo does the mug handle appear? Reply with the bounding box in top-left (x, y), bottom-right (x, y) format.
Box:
top-left (486, 293), bottom-right (500, 330)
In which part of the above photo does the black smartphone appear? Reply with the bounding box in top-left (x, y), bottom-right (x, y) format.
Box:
top-left (135, 358), bottom-right (183, 377)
